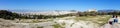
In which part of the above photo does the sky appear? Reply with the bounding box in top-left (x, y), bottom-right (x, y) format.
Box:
top-left (0, 0), bottom-right (120, 12)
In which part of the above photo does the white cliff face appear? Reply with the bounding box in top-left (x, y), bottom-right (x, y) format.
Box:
top-left (54, 19), bottom-right (99, 28)
top-left (0, 18), bottom-right (100, 28)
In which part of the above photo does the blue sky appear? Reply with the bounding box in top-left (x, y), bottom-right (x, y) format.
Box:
top-left (0, 0), bottom-right (120, 12)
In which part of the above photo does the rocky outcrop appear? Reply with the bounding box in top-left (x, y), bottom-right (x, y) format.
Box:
top-left (0, 18), bottom-right (17, 28)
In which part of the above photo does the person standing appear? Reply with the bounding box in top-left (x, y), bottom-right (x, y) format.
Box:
top-left (113, 16), bottom-right (120, 28)
top-left (113, 16), bottom-right (118, 23)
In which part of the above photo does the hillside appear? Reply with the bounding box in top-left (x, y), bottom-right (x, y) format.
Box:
top-left (0, 15), bottom-right (112, 28)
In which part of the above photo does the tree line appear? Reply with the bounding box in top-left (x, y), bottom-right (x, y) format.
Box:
top-left (0, 10), bottom-right (20, 20)
top-left (77, 11), bottom-right (120, 16)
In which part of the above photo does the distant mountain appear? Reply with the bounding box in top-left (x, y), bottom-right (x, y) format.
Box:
top-left (97, 9), bottom-right (120, 13)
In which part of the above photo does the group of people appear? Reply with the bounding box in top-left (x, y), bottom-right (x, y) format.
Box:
top-left (108, 15), bottom-right (119, 28)
top-left (109, 15), bottom-right (118, 25)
